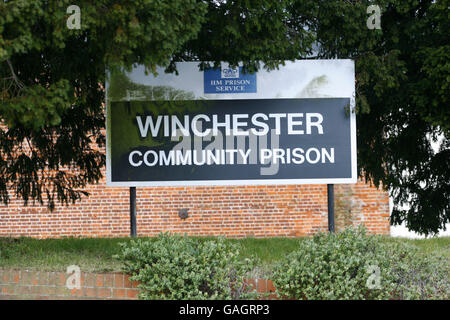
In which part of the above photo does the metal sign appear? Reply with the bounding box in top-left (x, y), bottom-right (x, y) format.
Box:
top-left (106, 60), bottom-right (356, 187)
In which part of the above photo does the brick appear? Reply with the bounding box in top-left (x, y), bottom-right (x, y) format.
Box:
top-left (15, 285), bottom-right (32, 296)
top-left (20, 271), bottom-right (31, 284)
top-left (97, 287), bottom-right (112, 298)
top-left (79, 273), bottom-right (85, 287)
top-left (131, 280), bottom-right (139, 289)
top-left (256, 279), bottom-right (267, 294)
top-left (112, 288), bottom-right (126, 299)
top-left (57, 272), bottom-right (66, 286)
top-left (71, 287), bottom-right (83, 297)
top-left (47, 272), bottom-right (58, 286)
top-left (95, 274), bottom-right (104, 287)
top-left (31, 285), bottom-right (43, 295)
top-left (124, 275), bottom-right (133, 288)
top-left (1, 270), bottom-right (10, 284)
top-left (103, 274), bottom-right (114, 287)
top-left (266, 280), bottom-right (276, 293)
top-left (45, 286), bottom-right (57, 296)
top-left (12, 271), bottom-right (21, 284)
top-left (126, 289), bottom-right (138, 299)
top-left (38, 272), bottom-right (49, 285)
top-left (84, 274), bottom-right (96, 287)
top-left (56, 286), bottom-right (71, 297)
top-left (1, 284), bottom-right (15, 295)
top-left (30, 272), bottom-right (40, 286)
top-left (114, 273), bottom-right (124, 288)
top-left (83, 287), bottom-right (97, 298)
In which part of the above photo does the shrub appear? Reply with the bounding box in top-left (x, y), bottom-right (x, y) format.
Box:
top-left (387, 243), bottom-right (449, 300)
top-left (272, 227), bottom-right (449, 300)
top-left (114, 233), bottom-right (257, 300)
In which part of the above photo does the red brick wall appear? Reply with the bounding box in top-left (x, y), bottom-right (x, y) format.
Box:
top-left (0, 167), bottom-right (390, 238)
top-left (0, 269), bottom-right (275, 300)
top-left (0, 270), bottom-right (139, 300)
top-left (0, 121), bottom-right (390, 238)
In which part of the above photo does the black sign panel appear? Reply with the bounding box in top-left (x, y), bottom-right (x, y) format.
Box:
top-left (108, 98), bottom-right (356, 186)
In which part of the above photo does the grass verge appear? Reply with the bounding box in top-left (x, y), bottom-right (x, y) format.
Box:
top-left (0, 235), bottom-right (448, 274)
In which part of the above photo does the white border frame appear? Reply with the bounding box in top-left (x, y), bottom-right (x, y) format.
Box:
top-left (105, 60), bottom-right (357, 187)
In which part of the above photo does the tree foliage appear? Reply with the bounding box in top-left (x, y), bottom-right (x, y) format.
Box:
top-left (0, 0), bottom-right (448, 234)
top-left (311, 0), bottom-right (449, 235)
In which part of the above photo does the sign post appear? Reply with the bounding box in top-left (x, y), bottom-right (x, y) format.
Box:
top-left (130, 186), bottom-right (137, 237)
top-left (327, 184), bottom-right (335, 232)
top-left (106, 60), bottom-right (356, 234)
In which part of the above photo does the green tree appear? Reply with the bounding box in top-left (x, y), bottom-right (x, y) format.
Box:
top-left (306, 0), bottom-right (449, 235)
top-left (0, 0), bottom-right (209, 208)
top-left (1, 0), bottom-right (448, 234)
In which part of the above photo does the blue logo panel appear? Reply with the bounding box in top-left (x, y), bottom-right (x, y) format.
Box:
top-left (204, 67), bottom-right (257, 94)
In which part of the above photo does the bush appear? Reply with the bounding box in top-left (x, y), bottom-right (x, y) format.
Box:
top-left (272, 227), bottom-right (449, 300)
top-left (114, 233), bottom-right (257, 300)
top-left (387, 243), bottom-right (449, 300)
